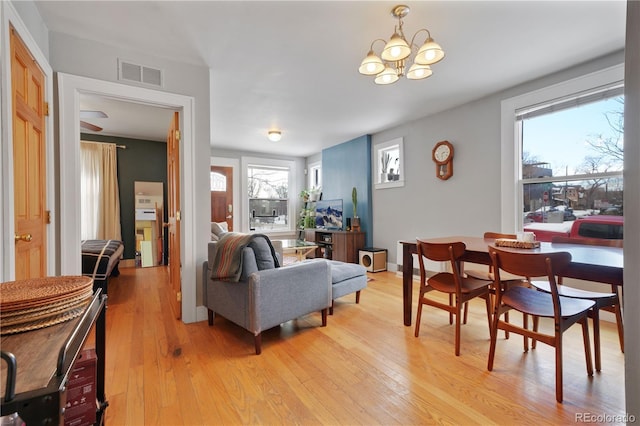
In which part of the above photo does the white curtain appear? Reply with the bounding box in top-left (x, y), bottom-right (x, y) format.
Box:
top-left (80, 141), bottom-right (122, 241)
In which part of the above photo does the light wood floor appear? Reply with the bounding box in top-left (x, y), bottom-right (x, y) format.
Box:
top-left (103, 266), bottom-right (625, 425)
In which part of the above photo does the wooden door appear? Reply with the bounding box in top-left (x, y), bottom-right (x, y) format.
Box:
top-left (167, 112), bottom-right (181, 319)
top-left (11, 26), bottom-right (47, 280)
top-left (210, 166), bottom-right (233, 231)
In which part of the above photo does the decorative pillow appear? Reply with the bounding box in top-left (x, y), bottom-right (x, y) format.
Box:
top-left (248, 236), bottom-right (278, 270)
top-left (211, 222), bottom-right (228, 241)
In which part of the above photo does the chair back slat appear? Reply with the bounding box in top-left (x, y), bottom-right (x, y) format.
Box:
top-left (489, 246), bottom-right (570, 316)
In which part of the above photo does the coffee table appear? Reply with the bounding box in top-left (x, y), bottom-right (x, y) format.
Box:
top-left (280, 239), bottom-right (318, 262)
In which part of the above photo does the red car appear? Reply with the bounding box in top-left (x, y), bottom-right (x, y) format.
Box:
top-left (524, 215), bottom-right (623, 242)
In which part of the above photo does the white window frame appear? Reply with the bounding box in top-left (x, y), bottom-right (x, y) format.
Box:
top-left (308, 160), bottom-right (322, 190)
top-left (374, 137), bottom-right (405, 189)
top-left (241, 156), bottom-right (297, 235)
top-left (500, 64), bottom-right (624, 232)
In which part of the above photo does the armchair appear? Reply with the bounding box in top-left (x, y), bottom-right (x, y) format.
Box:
top-left (202, 238), bottom-right (332, 354)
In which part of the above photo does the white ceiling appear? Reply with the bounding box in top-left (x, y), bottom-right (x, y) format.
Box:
top-left (36, 1), bottom-right (626, 157)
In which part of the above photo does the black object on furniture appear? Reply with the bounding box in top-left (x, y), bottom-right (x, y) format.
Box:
top-left (1, 289), bottom-right (108, 425)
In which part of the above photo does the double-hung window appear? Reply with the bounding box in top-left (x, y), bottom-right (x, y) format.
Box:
top-left (518, 87), bottom-right (624, 228)
top-left (244, 157), bottom-right (296, 233)
top-left (501, 64), bottom-right (624, 232)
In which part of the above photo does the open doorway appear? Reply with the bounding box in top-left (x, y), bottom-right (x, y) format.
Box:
top-left (57, 73), bottom-right (198, 323)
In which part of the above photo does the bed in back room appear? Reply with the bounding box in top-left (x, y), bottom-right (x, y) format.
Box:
top-left (81, 239), bottom-right (124, 294)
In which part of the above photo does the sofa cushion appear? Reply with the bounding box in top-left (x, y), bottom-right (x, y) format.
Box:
top-left (248, 236), bottom-right (278, 271)
top-left (328, 260), bottom-right (367, 284)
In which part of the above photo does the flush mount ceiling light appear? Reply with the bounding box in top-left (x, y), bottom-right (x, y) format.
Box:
top-left (268, 130), bottom-right (282, 142)
top-left (359, 4), bottom-right (445, 85)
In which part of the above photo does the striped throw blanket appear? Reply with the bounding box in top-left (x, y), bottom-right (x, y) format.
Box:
top-left (210, 233), bottom-right (279, 282)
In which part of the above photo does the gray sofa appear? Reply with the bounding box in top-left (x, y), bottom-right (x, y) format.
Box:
top-left (327, 260), bottom-right (368, 314)
top-left (202, 238), bottom-right (332, 354)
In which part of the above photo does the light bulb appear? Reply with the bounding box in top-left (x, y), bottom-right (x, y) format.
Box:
top-left (367, 63), bottom-right (376, 73)
top-left (390, 46), bottom-right (401, 58)
top-left (424, 49), bottom-right (436, 61)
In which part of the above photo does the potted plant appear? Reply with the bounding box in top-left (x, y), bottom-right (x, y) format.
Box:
top-left (381, 152), bottom-right (391, 182)
top-left (351, 186), bottom-right (361, 232)
top-left (299, 189), bottom-right (310, 202)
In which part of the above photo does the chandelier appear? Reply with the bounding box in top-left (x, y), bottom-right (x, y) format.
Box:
top-left (358, 4), bottom-right (445, 85)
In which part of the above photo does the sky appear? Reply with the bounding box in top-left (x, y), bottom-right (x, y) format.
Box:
top-left (522, 96), bottom-right (624, 176)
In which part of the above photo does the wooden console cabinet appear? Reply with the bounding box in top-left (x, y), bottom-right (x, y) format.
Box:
top-left (304, 229), bottom-right (365, 264)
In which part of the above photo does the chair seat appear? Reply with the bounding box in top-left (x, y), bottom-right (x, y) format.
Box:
top-left (465, 268), bottom-right (525, 282)
top-left (530, 281), bottom-right (616, 300)
top-left (428, 272), bottom-right (490, 294)
top-left (503, 286), bottom-right (595, 318)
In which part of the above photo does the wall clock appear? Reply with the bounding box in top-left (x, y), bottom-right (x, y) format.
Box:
top-left (432, 140), bottom-right (454, 180)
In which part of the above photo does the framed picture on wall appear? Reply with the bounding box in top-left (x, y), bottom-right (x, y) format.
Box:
top-left (374, 137), bottom-right (404, 189)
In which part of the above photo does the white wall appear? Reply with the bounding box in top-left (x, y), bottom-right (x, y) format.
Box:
top-left (48, 32), bottom-right (211, 320)
top-left (373, 51), bottom-right (625, 266)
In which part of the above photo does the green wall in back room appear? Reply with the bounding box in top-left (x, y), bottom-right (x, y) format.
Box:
top-left (81, 133), bottom-right (168, 260)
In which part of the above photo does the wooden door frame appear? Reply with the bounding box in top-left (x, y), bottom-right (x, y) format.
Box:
top-left (57, 73), bottom-right (198, 323)
top-left (210, 157), bottom-right (240, 232)
top-left (0, 2), bottom-right (55, 280)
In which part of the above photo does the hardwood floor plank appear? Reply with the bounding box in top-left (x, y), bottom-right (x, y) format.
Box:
top-left (103, 267), bottom-right (625, 425)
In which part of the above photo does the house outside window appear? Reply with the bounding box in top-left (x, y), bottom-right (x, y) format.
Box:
top-left (244, 158), bottom-right (296, 233)
top-left (518, 88), bottom-right (624, 230)
top-left (500, 64), bottom-right (624, 233)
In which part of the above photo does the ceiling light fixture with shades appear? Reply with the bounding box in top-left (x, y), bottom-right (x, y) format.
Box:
top-left (267, 130), bottom-right (282, 142)
top-left (359, 4), bottom-right (445, 85)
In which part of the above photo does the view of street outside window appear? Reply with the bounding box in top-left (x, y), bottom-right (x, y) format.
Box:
top-left (520, 93), bottom-right (624, 235)
top-left (248, 165), bottom-right (290, 232)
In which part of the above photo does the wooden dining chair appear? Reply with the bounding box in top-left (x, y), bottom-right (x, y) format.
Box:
top-left (464, 232), bottom-right (529, 339)
top-left (414, 239), bottom-right (492, 356)
top-left (531, 235), bottom-right (624, 372)
top-left (487, 246), bottom-right (595, 403)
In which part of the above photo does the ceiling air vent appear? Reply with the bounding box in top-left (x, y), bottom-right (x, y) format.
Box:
top-left (118, 59), bottom-right (163, 88)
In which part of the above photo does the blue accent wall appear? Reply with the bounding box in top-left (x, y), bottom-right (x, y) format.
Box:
top-left (322, 135), bottom-right (373, 246)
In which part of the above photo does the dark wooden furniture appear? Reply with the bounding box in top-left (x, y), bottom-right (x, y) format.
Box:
top-left (544, 235), bottom-right (625, 371)
top-left (400, 236), bottom-right (624, 326)
top-left (488, 247), bottom-right (595, 403)
top-left (414, 240), bottom-right (492, 356)
top-left (304, 229), bottom-right (365, 264)
top-left (1, 289), bottom-right (107, 424)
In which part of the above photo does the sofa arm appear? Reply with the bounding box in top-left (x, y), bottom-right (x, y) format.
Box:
top-left (247, 259), bottom-right (331, 332)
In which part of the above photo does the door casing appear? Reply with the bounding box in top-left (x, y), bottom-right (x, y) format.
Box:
top-left (0, 2), bottom-right (55, 281)
top-left (57, 73), bottom-right (198, 323)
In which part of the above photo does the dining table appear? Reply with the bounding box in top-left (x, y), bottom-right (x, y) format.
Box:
top-left (399, 236), bottom-right (624, 326)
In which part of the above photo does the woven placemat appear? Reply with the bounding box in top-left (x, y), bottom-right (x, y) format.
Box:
top-left (0, 288), bottom-right (93, 319)
top-left (1, 297), bottom-right (91, 327)
top-left (495, 238), bottom-right (541, 249)
top-left (1, 276), bottom-right (93, 310)
top-left (0, 305), bottom-right (87, 335)
top-left (1, 286), bottom-right (93, 312)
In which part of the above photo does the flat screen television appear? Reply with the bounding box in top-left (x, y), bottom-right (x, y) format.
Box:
top-left (315, 199), bottom-right (343, 230)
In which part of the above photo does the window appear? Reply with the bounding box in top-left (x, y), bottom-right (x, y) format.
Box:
top-left (210, 171), bottom-right (226, 191)
top-left (244, 158), bottom-right (296, 233)
top-left (519, 88), bottom-right (624, 229)
top-left (501, 64), bottom-right (624, 232)
top-left (308, 161), bottom-right (322, 190)
top-left (374, 138), bottom-right (404, 189)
